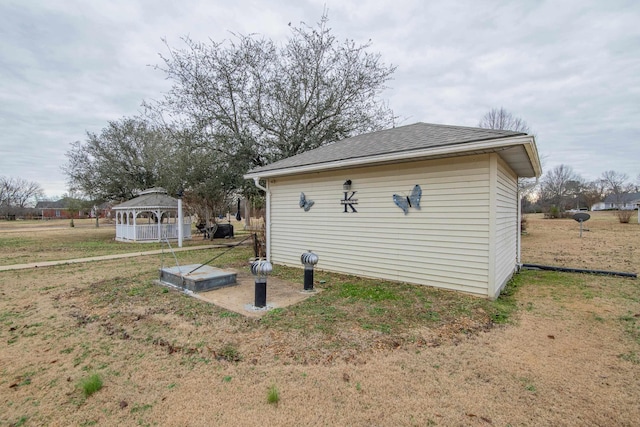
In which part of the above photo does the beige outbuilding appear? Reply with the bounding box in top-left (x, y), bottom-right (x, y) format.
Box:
top-left (245, 122), bottom-right (541, 298)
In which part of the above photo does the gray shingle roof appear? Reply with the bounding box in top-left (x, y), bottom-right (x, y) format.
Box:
top-left (602, 192), bottom-right (640, 204)
top-left (112, 188), bottom-right (178, 210)
top-left (247, 122), bottom-right (526, 176)
top-left (35, 200), bottom-right (68, 209)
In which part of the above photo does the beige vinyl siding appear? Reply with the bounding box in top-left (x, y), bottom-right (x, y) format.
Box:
top-left (492, 157), bottom-right (519, 297)
top-left (268, 154), bottom-right (493, 295)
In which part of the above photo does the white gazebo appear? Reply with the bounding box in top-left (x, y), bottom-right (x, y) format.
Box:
top-left (113, 188), bottom-right (191, 242)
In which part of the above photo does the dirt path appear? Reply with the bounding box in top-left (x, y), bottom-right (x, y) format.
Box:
top-left (0, 244), bottom-right (220, 271)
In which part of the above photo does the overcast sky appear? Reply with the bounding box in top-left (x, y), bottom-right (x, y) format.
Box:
top-left (1, 0), bottom-right (639, 198)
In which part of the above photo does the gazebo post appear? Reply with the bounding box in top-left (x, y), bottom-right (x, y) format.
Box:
top-left (156, 209), bottom-right (162, 242)
top-left (177, 187), bottom-right (184, 248)
top-left (132, 210), bottom-right (136, 240)
top-left (178, 200), bottom-right (183, 248)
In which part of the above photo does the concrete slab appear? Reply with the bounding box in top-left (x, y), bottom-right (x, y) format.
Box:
top-left (158, 271), bottom-right (322, 318)
top-left (159, 264), bottom-right (237, 292)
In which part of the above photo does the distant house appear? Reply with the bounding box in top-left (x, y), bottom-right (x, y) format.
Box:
top-left (35, 199), bottom-right (89, 219)
top-left (245, 122), bottom-right (541, 299)
top-left (591, 192), bottom-right (640, 211)
top-left (91, 201), bottom-right (114, 220)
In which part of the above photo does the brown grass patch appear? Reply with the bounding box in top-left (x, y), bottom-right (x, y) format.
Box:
top-left (0, 218), bottom-right (243, 266)
top-left (1, 213), bottom-right (639, 425)
top-left (521, 211), bottom-right (639, 273)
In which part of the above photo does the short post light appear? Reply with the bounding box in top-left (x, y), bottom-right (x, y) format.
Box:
top-left (301, 250), bottom-right (319, 291)
top-left (251, 259), bottom-right (272, 308)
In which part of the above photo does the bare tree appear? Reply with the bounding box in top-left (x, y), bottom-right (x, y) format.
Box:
top-left (599, 170), bottom-right (635, 223)
top-left (478, 107), bottom-right (531, 134)
top-left (539, 164), bottom-right (581, 213)
top-left (600, 170), bottom-right (631, 208)
top-left (478, 107), bottom-right (538, 206)
top-left (582, 179), bottom-right (608, 211)
top-left (0, 176), bottom-right (44, 217)
top-left (564, 179), bottom-right (585, 210)
top-left (145, 12), bottom-right (396, 201)
top-left (13, 178), bottom-right (44, 208)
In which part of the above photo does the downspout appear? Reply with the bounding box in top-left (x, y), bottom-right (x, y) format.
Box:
top-left (253, 177), bottom-right (271, 262)
top-left (517, 186), bottom-right (522, 269)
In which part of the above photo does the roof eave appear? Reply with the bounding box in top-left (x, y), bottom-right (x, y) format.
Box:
top-left (244, 135), bottom-right (541, 180)
top-left (524, 135), bottom-right (542, 177)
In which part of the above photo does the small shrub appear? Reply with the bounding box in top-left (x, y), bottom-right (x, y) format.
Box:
top-left (78, 373), bottom-right (103, 397)
top-left (267, 384), bottom-right (280, 405)
top-left (217, 343), bottom-right (242, 362)
top-left (616, 209), bottom-right (633, 224)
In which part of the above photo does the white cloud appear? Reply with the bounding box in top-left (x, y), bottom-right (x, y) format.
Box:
top-left (0, 0), bottom-right (639, 197)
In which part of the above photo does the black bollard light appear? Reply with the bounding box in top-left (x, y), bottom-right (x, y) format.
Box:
top-left (251, 259), bottom-right (272, 308)
top-left (300, 250), bottom-right (319, 291)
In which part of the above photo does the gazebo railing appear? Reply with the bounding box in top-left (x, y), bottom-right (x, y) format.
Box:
top-left (115, 224), bottom-right (137, 241)
top-left (116, 220), bottom-right (192, 242)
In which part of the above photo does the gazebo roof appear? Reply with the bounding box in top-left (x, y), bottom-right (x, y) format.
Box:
top-left (112, 188), bottom-right (178, 210)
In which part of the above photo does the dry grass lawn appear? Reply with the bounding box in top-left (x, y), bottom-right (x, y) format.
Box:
top-left (521, 211), bottom-right (639, 273)
top-left (1, 212), bottom-right (639, 426)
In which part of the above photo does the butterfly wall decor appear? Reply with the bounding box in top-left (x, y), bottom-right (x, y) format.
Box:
top-left (393, 184), bottom-right (422, 215)
top-left (299, 192), bottom-right (315, 211)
